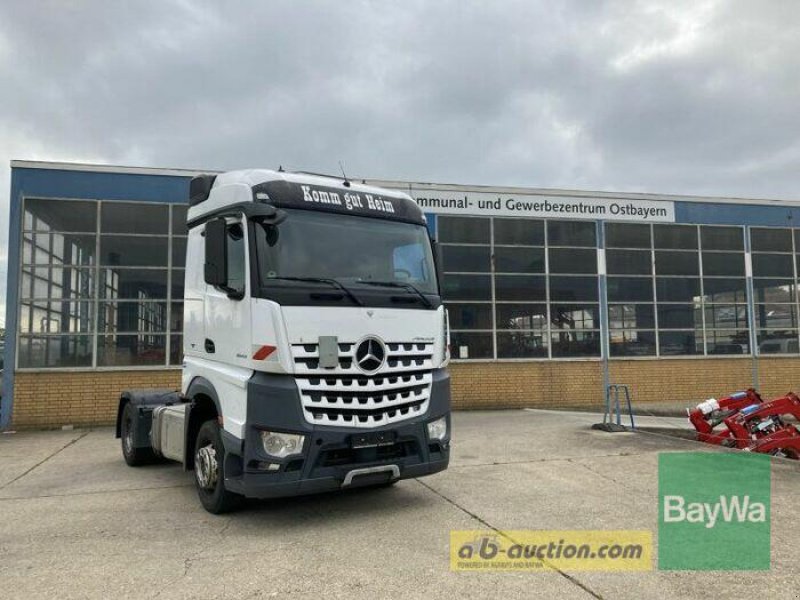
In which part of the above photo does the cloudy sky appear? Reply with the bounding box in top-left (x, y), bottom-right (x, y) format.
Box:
top-left (1, 0), bottom-right (800, 322)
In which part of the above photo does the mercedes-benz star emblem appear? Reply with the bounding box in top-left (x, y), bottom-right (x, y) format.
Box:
top-left (355, 337), bottom-right (386, 374)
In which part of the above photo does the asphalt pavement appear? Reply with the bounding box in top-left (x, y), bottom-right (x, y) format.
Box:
top-left (0, 409), bottom-right (797, 599)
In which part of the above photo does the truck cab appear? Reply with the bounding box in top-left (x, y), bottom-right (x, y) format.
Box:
top-left (116, 170), bottom-right (451, 513)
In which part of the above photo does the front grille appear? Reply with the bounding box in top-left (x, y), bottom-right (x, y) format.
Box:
top-left (292, 341), bottom-right (434, 428)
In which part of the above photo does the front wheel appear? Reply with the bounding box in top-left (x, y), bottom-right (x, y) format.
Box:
top-left (194, 419), bottom-right (243, 514)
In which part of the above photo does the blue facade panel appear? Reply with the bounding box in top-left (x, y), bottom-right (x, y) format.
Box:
top-left (675, 200), bottom-right (800, 227)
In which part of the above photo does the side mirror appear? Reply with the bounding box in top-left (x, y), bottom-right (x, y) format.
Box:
top-left (204, 218), bottom-right (227, 286)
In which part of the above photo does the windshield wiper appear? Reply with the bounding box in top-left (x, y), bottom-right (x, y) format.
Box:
top-left (356, 280), bottom-right (433, 308)
top-left (266, 277), bottom-right (364, 306)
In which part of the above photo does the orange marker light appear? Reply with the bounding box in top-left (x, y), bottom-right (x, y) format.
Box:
top-left (252, 345), bottom-right (277, 360)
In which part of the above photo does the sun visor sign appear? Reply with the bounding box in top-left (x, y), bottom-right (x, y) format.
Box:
top-left (251, 180), bottom-right (425, 224)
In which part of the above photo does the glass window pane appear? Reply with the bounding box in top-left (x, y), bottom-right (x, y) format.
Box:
top-left (606, 250), bottom-right (651, 275)
top-left (170, 334), bottom-right (183, 365)
top-left (25, 233), bottom-right (96, 266)
top-left (97, 301), bottom-right (168, 334)
top-left (437, 217), bottom-right (490, 244)
top-left (751, 228), bottom-right (792, 252)
top-left (17, 335), bottom-right (93, 368)
top-left (99, 268), bottom-right (169, 299)
top-left (549, 248), bottom-right (597, 274)
top-left (441, 245), bottom-right (491, 272)
top-left (758, 331), bottom-right (798, 354)
top-left (497, 331), bottom-right (548, 358)
top-left (547, 221), bottom-right (596, 247)
top-left (170, 302), bottom-right (184, 332)
top-left (752, 253), bottom-right (794, 278)
top-left (550, 330), bottom-right (600, 357)
top-left (450, 332), bottom-right (493, 359)
top-left (655, 251), bottom-right (699, 276)
top-left (703, 278), bottom-right (747, 303)
top-left (172, 269), bottom-right (185, 300)
top-left (702, 252), bottom-right (745, 277)
top-left (605, 223), bottom-right (651, 249)
top-left (493, 218), bottom-right (544, 245)
top-left (172, 237), bottom-right (187, 268)
top-left (609, 330), bottom-right (656, 356)
top-left (706, 331), bottom-right (750, 355)
top-left (495, 303), bottom-right (547, 331)
top-left (172, 205), bottom-right (189, 235)
top-left (754, 304), bottom-right (798, 329)
top-left (550, 304), bottom-right (599, 329)
top-left (701, 226), bottom-right (743, 251)
top-left (752, 279), bottom-right (795, 303)
top-left (608, 304), bottom-right (655, 329)
top-left (494, 247), bottom-right (545, 273)
top-left (21, 267), bottom-right (94, 300)
top-left (495, 275), bottom-right (547, 301)
top-left (447, 303), bottom-right (493, 330)
top-left (549, 276), bottom-right (598, 302)
top-left (656, 277), bottom-right (701, 302)
top-left (97, 334), bottom-right (167, 366)
top-left (659, 331), bottom-right (700, 355)
top-left (657, 304), bottom-right (701, 329)
top-left (101, 202), bottom-right (168, 234)
top-left (607, 277), bottom-right (653, 302)
top-left (100, 235), bottom-right (168, 267)
top-left (704, 304), bottom-right (749, 329)
top-left (442, 274), bottom-right (492, 301)
top-left (19, 301), bottom-right (93, 333)
top-left (24, 198), bottom-right (97, 232)
top-left (654, 224), bottom-right (698, 249)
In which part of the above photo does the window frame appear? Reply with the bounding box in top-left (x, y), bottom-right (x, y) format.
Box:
top-left (17, 196), bottom-right (187, 371)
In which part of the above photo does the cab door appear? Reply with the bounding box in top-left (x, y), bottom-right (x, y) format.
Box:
top-left (203, 218), bottom-right (252, 368)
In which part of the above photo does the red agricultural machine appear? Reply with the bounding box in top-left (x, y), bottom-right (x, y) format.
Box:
top-left (688, 388), bottom-right (800, 459)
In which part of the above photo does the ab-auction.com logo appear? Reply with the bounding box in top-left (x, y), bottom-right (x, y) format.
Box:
top-left (658, 452), bottom-right (771, 570)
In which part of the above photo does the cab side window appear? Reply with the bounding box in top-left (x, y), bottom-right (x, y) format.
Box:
top-left (226, 222), bottom-right (246, 296)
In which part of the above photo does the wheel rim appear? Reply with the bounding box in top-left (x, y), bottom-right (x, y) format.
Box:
top-left (195, 443), bottom-right (219, 490)
top-left (122, 416), bottom-right (134, 456)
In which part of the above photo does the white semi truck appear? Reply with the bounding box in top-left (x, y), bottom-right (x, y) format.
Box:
top-left (115, 169), bottom-right (451, 513)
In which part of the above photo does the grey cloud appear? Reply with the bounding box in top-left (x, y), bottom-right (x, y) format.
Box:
top-left (1, 0), bottom-right (800, 320)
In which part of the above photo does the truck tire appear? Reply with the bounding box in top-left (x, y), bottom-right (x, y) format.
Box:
top-left (120, 402), bottom-right (157, 466)
top-left (194, 419), bottom-right (243, 514)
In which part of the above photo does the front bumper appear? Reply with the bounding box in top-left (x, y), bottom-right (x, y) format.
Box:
top-left (221, 368), bottom-right (451, 499)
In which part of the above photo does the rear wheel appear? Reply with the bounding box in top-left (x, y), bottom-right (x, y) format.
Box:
top-left (120, 403), bottom-right (157, 466)
top-left (194, 419), bottom-right (243, 514)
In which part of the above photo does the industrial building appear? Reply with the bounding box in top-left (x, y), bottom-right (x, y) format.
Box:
top-left (4, 160), bottom-right (800, 428)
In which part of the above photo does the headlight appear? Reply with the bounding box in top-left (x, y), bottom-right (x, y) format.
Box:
top-left (427, 416), bottom-right (448, 441)
top-left (260, 431), bottom-right (305, 458)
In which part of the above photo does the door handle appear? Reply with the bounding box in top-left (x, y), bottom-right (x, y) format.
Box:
top-left (204, 339), bottom-right (215, 353)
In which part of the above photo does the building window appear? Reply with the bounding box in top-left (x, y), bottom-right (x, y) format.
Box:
top-left (606, 223), bottom-right (750, 357)
top-left (439, 216), bottom-right (600, 360)
top-left (18, 198), bottom-right (187, 369)
top-left (751, 227), bottom-right (798, 355)
top-left (606, 222), bottom-right (656, 357)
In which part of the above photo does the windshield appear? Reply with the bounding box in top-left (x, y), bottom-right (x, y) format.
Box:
top-left (253, 209), bottom-right (438, 295)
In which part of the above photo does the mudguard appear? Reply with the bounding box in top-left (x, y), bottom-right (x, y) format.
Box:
top-left (115, 389), bottom-right (182, 451)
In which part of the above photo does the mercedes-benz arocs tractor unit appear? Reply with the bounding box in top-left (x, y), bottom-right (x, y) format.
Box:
top-left (115, 169), bottom-right (451, 513)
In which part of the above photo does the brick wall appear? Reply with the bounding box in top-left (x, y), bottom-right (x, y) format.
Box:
top-left (449, 361), bottom-right (604, 410)
top-left (10, 357), bottom-right (800, 428)
top-left (758, 357), bottom-right (800, 399)
top-left (12, 370), bottom-right (181, 429)
top-left (608, 358), bottom-right (754, 407)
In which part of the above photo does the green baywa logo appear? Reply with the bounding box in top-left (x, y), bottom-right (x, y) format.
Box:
top-left (663, 494), bottom-right (767, 529)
